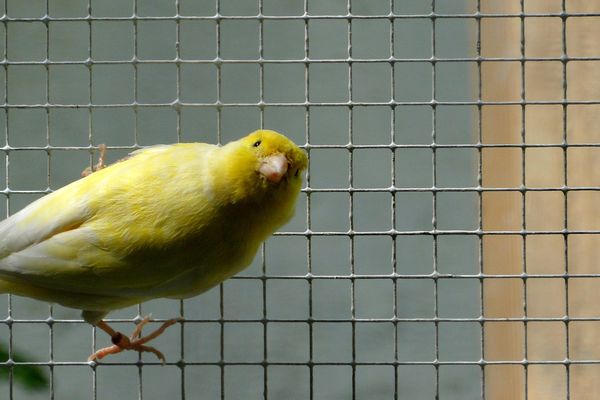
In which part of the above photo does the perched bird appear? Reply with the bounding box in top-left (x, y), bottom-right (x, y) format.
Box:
top-left (0, 130), bottom-right (307, 362)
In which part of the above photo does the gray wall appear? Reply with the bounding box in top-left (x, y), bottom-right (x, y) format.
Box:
top-left (0, 0), bottom-right (479, 399)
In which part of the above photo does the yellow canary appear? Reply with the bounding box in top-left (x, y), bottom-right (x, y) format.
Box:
top-left (0, 129), bottom-right (307, 362)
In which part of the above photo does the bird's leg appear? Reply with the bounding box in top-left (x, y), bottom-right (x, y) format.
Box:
top-left (81, 144), bottom-right (107, 177)
top-left (88, 316), bottom-right (182, 363)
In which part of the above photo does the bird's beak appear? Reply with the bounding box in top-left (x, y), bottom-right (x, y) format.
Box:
top-left (259, 153), bottom-right (289, 183)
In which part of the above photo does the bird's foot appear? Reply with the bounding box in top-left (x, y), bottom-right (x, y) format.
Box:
top-left (88, 316), bottom-right (182, 364)
top-left (81, 144), bottom-right (107, 177)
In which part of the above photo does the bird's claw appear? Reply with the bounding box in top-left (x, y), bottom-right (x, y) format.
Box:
top-left (88, 316), bottom-right (182, 364)
top-left (82, 144), bottom-right (107, 177)
top-left (87, 342), bottom-right (167, 364)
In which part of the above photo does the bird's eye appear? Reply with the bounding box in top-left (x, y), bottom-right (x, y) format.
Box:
top-left (253, 140), bottom-right (262, 147)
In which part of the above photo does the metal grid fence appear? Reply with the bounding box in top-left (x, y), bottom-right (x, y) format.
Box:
top-left (0, 0), bottom-right (597, 399)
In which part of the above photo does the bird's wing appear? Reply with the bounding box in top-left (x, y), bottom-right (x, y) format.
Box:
top-left (0, 143), bottom-right (216, 298)
top-left (0, 184), bottom-right (91, 260)
top-left (0, 143), bottom-right (170, 260)
top-left (0, 227), bottom-right (126, 294)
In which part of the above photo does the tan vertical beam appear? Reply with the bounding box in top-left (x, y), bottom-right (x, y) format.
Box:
top-left (564, 2), bottom-right (600, 399)
top-left (481, 1), bottom-right (600, 399)
top-left (481, 2), bottom-right (525, 398)
top-left (521, 1), bottom-right (566, 398)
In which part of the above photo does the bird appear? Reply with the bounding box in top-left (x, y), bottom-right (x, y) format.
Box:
top-left (0, 129), bottom-right (308, 363)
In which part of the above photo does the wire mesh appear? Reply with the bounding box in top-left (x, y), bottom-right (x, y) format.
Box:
top-left (0, 0), bottom-right (598, 399)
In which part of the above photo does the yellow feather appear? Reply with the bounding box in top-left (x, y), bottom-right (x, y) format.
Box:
top-left (0, 129), bottom-right (307, 320)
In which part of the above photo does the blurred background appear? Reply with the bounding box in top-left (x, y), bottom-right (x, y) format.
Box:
top-left (0, 0), bottom-right (598, 399)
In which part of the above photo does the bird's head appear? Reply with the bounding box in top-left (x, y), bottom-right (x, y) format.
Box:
top-left (219, 130), bottom-right (308, 205)
top-left (242, 130), bottom-right (307, 185)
